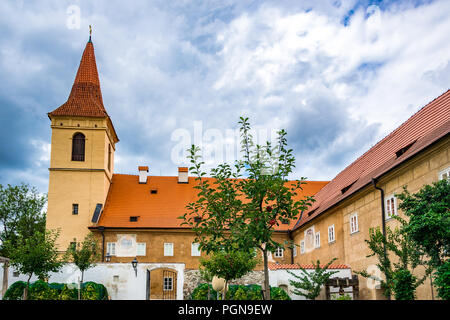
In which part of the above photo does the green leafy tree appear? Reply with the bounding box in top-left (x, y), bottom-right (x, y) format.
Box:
top-left (396, 179), bottom-right (450, 299)
top-left (287, 258), bottom-right (339, 300)
top-left (355, 217), bottom-right (429, 299)
top-left (64, 233), bottom-right (100, 299)
top-left (199, 248), bottom-right (259, 299)
top-left (3, 229), bottom-right (63, 300)
top-left (434, 261), bottom-right (450, 300)
top-left (180, 117), bottom-right (314, 300)
top-left (0, 184), bottom-right (47, 257)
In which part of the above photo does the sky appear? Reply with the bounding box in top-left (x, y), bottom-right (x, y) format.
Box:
top-left (0, 0), bottom-right (449, 194)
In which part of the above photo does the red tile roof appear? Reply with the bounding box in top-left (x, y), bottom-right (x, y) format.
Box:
top-left (49, 41), bottom-right (108, 118)
top-left (94, 175), bottom-right (328, 230)
top-left (293, 90), bottom-right (450, 230)
top-left (269, 263), bottom-right (350, 270)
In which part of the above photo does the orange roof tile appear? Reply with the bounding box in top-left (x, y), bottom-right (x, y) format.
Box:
top-left (269, 263), bottom-right (350, 270)
top-left (293, 89), bottom-right (450, 230)
top-left (49, 40), bottom-right (108, 118)
top-left (95, 175), bottom-right (328, 229)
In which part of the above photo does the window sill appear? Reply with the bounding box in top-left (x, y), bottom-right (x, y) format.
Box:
top-left (328, 240), bottom-right (336, 245)
top-left (350, 230), bottom-right (360, 236)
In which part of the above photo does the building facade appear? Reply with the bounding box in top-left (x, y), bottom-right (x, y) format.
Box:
top-left (43, 37), bottom-right (450, 300)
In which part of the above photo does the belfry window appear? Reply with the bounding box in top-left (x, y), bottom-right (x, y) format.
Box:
top-left (72, 133), bottom-right (85, 161)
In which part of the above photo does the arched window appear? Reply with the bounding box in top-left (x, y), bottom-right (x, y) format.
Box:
top-left (72, 133), bottom-right (85, 161)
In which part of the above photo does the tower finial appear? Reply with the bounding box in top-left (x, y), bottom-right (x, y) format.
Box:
top-left (89, 25), bottom-right (92, 42)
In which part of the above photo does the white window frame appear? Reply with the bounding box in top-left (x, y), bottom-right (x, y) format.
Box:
top-left (293, 245), bottom-right (297, 257)
top-left (300, 240), bottom-right (305, 254)
top-left (438, 167), bottom-right (450, 181)
top-left (315, 232), bottom-right (320, 248)
top-left (274, 247), bottom-right (284, 258)
top-left (191, 243), bottom-right (201, 256)
top-left (164, 243), bottom-right (174, 256)
top-left (137, 242), bottom-right (146, 256)
top-left (163, 277), bottom-right (173, 291)
top-left (328, 225), bottom-right (335, 243)
top-left (106, 242), bottom-right (116, 256)
top-left (385, 195), bottom-right (398, 220)
top-left (350, 213), bottom-right (359, 234)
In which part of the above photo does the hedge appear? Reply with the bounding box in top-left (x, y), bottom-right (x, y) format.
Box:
top-left (2, 280), bottom-right (109, 300)
top-left (190, 283), bottom-right (291, 300)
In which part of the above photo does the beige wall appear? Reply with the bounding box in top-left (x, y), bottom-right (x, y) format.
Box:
top-left (95, 229), bottom-right (292, 270)
top-left (46, 115), bottom-right (116, 251)
top-left (292, 136), bottom-right (449, 300)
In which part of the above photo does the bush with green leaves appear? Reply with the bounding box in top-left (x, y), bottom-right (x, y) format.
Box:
top-left (2, 280), bottom-right (108, 300)
top-left (2, 281), bottom-right (27, 300)
top-left (190, 283), bottom-right (291, 300)
top-left (434, 261), bottom-right (450, 300)
top-left (334, 294), bottom-right (352, 300)
top-left (392, 269), bottom-right (416, 300)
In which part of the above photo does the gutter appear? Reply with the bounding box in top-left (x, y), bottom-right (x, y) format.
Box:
top-left (371, 178), bottom-right (391, 300)
top-left (98, 226), bottom-right (105, 262)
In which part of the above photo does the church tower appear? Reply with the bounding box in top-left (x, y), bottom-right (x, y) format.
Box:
top-left (46, 33), bottom-right (119, 251)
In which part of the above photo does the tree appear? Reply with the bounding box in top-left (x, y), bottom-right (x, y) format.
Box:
top-left (199, 248), bottom-right (259, 299)
top-left (3, 229), bottom-right (63, 299)
top-left (287, 258), bottom-right (339, 300)
top-left (64, 233), bottom-right (100, 299)
top-left (355, 218), bottom-right (430, 299)
top-left (0, 183), bottom-right (47, 257)
top-left (396, 179), bottom-right (450, 299)
top-left (180, 117), bottom-right (315, 300)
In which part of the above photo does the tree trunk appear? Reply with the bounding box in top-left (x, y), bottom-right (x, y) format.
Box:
top-left (24, 275), bottom-right (32, 300)
top-left (222, 280), bottom-right (228, 300)
top-left (263, 249), bottom-right (271, 300)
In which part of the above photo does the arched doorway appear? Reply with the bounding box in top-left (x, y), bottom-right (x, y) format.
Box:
top-left (148, 268), bottom-right (178, 300)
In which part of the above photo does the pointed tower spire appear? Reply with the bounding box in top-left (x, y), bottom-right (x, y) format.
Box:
top-left (48, 30), bottom-right (107, 118)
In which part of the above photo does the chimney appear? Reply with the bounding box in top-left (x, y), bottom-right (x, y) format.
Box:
top-left (138, 166), bottom-right (148, 184)
top-left (178, 167), bottom-right (189, 184)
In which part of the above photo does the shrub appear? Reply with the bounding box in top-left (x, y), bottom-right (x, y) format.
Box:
top-left (2, 281), bottom-right (27, 300)
top-left (393, 269), bottom-right (416, 300)
top-left (29, 280), bottom-right (59, 300)
top-left (189, 283), bottom-right (291, 300)
top-left (334, 294), bottom-right (352, 300)
top-left (2, 280), bottom-right (108, 300)
top-left (434, 261), bottom-right (450, 300)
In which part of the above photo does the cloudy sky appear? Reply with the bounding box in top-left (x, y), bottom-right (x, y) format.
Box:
top-left (0, 0), bottom-right (449, 194)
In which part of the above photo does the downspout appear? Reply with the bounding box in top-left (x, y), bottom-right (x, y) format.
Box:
top-left (98, 226), bottom-right (105, 262)
top-left (371, 178), bottom-right (391, 300)
top-left (288, 230), bottom-right (294, 264)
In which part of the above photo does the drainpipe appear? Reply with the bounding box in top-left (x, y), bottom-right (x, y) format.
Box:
top-left (98, 226), bottom-right (105, 262)
top-left (288, 230), bottom-right (294, 264)
top-left (371, 178), bottom-right (391, 300)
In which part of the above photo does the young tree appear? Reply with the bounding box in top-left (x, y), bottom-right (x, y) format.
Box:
top-left (356, 218), bottom-right (430, 299)
top-left (4, 229), bottom-right (63, 300)
top-left (180, 117), bottom-right (315, 300)
top-left (287, 258), bottom-right (339, 300)
top-left (199, 248), bottom-right (259, 299)
top-left (0, 183), bottom-right (47, 257)
top-left (396, 179), bottom-right (450, 299)
top-left (64, 233), bottom-right (100, 299)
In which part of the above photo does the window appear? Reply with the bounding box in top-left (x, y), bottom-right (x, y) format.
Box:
top-left (129, 216), bottom-right (139, 222)
top-left (191, 243), bottom-right (201, 256)
top-left (350, 213), bottom-right (359, 234)
top-left (108, 144), bottom-right (112, 172)
top-left (137, 243), bottom-right (146, 256)
top-left (164, 277), bottom-right (173, 291)
top-left (164, 243), bottom-right (174, 256)
top-left (293, 245), bottom-right (297, 257)
top-left (72, 132), bottom-right (85, 161)
top-left (72, 204), bottom-right (78, 215)
top-left (315, 232), bottom-right (320, 248)
top-left (300, 240), bottom-right (305, 254)
top-left (439, 167), bottom-right (450, 181)
top-left (274, 247), bottom-right (284, 258)
top-left (328, 225), bottom-right (335, 243)
top-left (106, 242), bottom-right (116, 256)
top-left (385, 195), bottom-right (397, 219)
